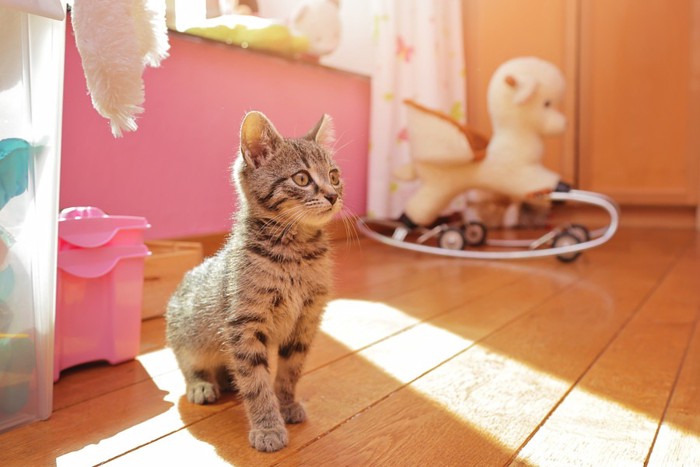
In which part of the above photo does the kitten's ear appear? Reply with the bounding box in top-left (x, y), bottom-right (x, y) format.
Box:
top-left (240, 111), bottom-right (283, 168)
top-left (306, 114), bottom-right (335, 149)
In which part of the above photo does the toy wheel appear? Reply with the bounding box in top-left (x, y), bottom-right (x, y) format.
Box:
top-left (567, 223), bottom-right (591, 243)
top-left (438, 228), bottom-right (466, 250)
top-left (553, 232), bottom-right (581, 263)
top-left (464, 221), bottom-right (487, 246)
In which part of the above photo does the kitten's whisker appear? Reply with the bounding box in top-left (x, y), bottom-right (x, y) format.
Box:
top-left (340, 206), bottom-right (362, 250)
top-left (260, 211), bottom-right (297, 241)
top-left (330, 131), bottom-right (352, 152)
top-left (261, 215), bottom-right (284, 230)
top-left (341, 215), bottom-right (354, 250)
top-left (330, 139), bottom-right (352, 155)
top-left (271, 206), bottom-right (307, 242)
top-left (281, 210), bottom-right (309, 242)
top-left (263, 203), bottom-right (305, 239)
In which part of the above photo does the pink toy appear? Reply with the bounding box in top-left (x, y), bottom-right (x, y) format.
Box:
top-left (54, 207), bottom-right (150, 381)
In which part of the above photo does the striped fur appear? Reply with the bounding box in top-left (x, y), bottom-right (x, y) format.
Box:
top-left (165, 111), bottom-right (342, 452)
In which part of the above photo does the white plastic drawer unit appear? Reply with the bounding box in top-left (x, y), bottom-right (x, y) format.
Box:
top-left (0, 0), bottom-right (65, 433)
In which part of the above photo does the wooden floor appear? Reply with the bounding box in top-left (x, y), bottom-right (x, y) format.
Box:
top-left (1, 226), bottom-right (699, 466)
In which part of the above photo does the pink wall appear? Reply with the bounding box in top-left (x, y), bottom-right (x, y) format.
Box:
top-left (60, 21), bottom-right (369, 239)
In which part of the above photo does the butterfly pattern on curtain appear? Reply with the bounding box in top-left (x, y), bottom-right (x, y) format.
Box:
top-left (367, 0), bottom-right (466, 221)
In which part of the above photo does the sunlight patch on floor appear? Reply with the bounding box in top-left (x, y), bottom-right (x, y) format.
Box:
top-left (56, 369), bottom-right (189, 467)
top-left (325, 299), bottom-right (697, 460)
top-left (55, 298), bottom-right (699, 465)
top-left (647, 423), bottom-right (700, 466)
top-left (55, 410), bottom-right (184, 467)
top-left (100, 429), bottom-right (231, 467)
top-left (408, 343), bottom-right (571, 451)
top-left (322, 299), bottom-right (421, 350)
top-left (516, 386), bottom-right (660, 464)
top-left (135, 347), bottom-right (179, 379)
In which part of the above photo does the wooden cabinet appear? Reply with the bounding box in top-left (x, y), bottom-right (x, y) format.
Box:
top-left (463, 0), bottom-right (700, 217)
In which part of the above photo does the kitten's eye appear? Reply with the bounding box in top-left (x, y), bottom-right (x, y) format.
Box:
top-left (292, 171), bottom-right (311, 187)
top-left (329, 169), bottom-right (340, 186)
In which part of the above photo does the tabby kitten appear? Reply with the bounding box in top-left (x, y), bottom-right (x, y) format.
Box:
top-left (166, 111), bottom-right (343, 452)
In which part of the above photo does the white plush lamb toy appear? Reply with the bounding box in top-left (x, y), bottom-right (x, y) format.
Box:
top-left (396, 56), bottom-right (567, 227)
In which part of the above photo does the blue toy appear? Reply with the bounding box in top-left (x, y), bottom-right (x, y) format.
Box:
top-left (0, 138), bottom-right (30, 211)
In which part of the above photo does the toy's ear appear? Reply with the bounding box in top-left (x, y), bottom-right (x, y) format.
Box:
top-left (505, 74), bottom-right (538, 105)
top-left (240, 111), bottom-right (283, 168)
top-left (306, 114), bottom-right (335, 149)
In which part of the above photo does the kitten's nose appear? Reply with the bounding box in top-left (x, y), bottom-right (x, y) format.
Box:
top-left (325, 193), bottom-right (338, 205)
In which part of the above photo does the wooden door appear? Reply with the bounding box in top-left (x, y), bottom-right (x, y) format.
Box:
top-left (462, 0), bottom-right (579, 183)
top-left (578, 0), bottom-right (700, 205)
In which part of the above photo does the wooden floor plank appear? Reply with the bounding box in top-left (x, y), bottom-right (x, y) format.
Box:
top-left (7, 241), bottom-right (521, 465)
top-left (280, 231), bottom-right (691, 466)
top-left (514, 235), bottom-right (700, 465)
top-left (104, 266), bottom-right (572, 466)
top-left (1, 228), bottom-right (698, 467)
top-left (273, 272), bottom-right (579, 466)
top-left (647, 319), bottom-right (700, 467)
top-left (646, 239), bottom-right (700, 467)
top-left (0, 369), bottom-right (227, 466)
top-left (513, 238), bottom-right (700, 465)
top-left (302, 242), bottom-right (534, 375)
top-left (0, 240), bottom-right (519, 465)
top-left (102, 323), bottom-right (472, 466)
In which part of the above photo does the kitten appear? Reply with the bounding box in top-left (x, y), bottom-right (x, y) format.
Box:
top-left (165, 111), bottom-right (343, 452)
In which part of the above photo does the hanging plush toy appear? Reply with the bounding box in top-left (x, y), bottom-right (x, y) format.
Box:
top-left (396, 56), bottom-right (567, 228)
top-left (71, 0), bottom-right (170, 137)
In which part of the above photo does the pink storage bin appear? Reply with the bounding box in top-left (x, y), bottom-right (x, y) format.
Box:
top-left (54, 207), bottom-right (150, 382)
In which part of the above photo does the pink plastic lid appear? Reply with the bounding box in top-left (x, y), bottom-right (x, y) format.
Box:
top-left (57, 244), bottom-right (150, 278)
top-left (59, 206), bottom-right (150, 248)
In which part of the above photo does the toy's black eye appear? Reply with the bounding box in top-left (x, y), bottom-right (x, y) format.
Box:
top-left (329, 169), bottom-right (340, 186)
top-left (292, 171), bottom-right (311, 187)
top-left (544, 100), bottom-right (552, 108)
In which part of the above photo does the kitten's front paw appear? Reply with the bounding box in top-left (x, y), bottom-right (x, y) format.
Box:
top-left (187, 382), bottom-right (220, 405)
top-left (249, 425), bottom-right (289, 452)
top-left (280, 402), bottom-right (307, 424)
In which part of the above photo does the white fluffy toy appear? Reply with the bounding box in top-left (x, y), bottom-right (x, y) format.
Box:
top-left (396, 56), bottom-right (567, 227)
top-left (71, 0), bottom-right (170, 137)
top-left (289, 0), bottom-right (341, 56)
